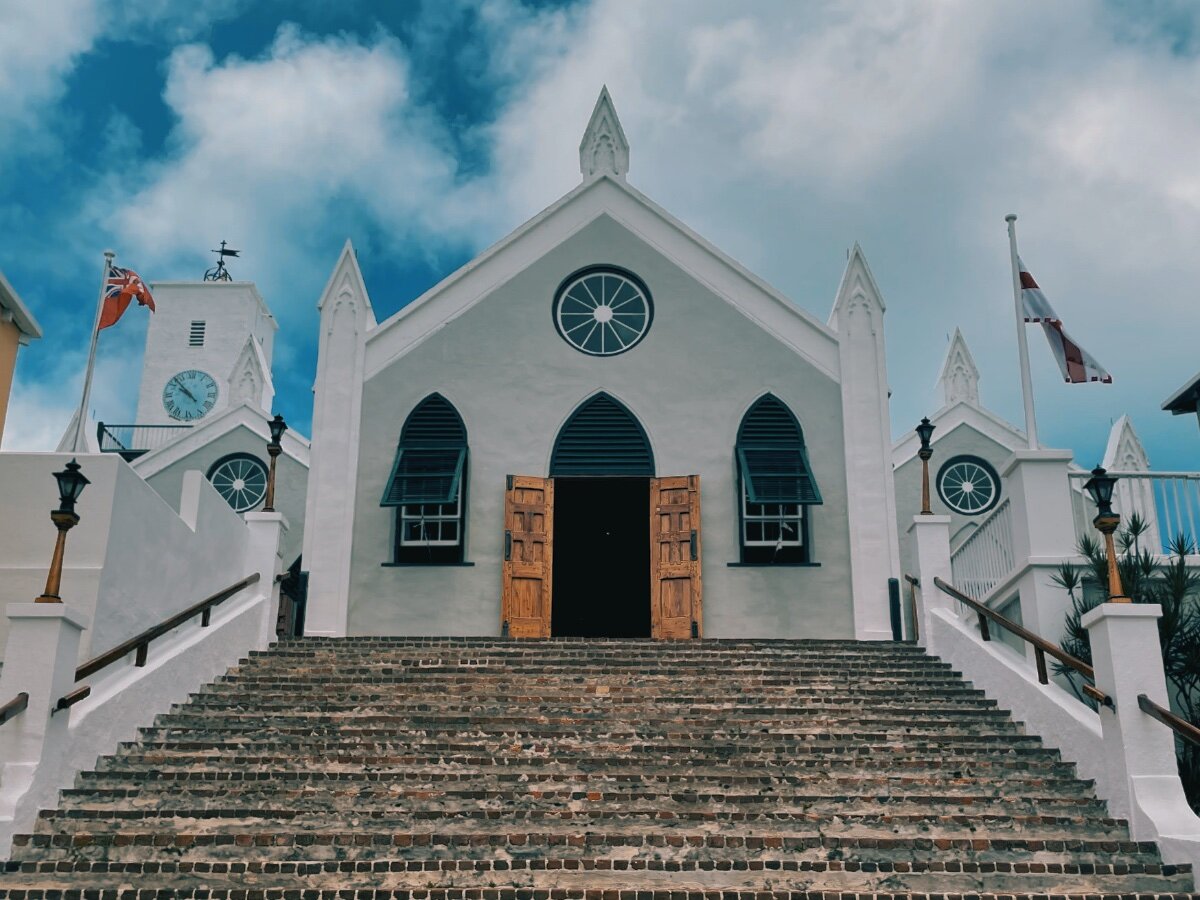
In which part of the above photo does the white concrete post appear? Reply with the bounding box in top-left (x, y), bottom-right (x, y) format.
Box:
top-left (0, 604), bottom-right (88, 825)
top-left (1083, 603), bottom-right (1200, 863)
top-left (1002, 449), bottom-right (1076, 652)
top-left (908, 514), bottom-right (953, 653)
top-left (244, 512), bottom-right (288, 645)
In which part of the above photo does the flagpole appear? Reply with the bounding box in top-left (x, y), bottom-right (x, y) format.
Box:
top-left (1006, 215), bottom-right (1039, 450)
top-left (72, 250), bottom-right (114, 453)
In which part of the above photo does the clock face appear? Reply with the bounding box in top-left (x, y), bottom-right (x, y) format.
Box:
top-left (163, 369), bottom-right (218, 421)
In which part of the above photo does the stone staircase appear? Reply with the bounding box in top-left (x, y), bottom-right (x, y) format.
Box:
top-left (0, 637), bottom-right (1194, 898)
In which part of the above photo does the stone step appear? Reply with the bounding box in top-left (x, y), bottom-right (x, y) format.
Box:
top-left (98, 752), bottom-right (1077, 780)
top-left (10, 828), bottom-right (1168, 867)
top-left (0, 877), bottom-right (1194, 898)
top-left (32, 805), bottom-right (1131, 839)
top-left (55, 784), bottom-right (1111, 822)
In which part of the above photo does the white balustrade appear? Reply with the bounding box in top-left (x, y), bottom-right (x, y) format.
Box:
top-left (1070, 471), bottom-right (1200, 555)
top-left (950, 499), bottom-right (1015, 600)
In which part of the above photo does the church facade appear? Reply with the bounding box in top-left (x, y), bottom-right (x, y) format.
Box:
top-left (301, 89), bottom-right (899, 641)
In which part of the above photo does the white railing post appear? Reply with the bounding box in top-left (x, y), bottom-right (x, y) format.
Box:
top-left (1083, 603), bottom-right (1200, 864)
top-left (0, 603), bottom-right (88, 846)
top-left (909, 514), bottom-right (953, 653)
top-left (1002, 449), bottom-right (1076, 654)
top-left (243, 512), bottom-right (288, 645)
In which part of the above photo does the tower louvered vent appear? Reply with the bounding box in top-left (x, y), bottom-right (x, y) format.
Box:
top-left (550, 393), bottom-right (654, 476)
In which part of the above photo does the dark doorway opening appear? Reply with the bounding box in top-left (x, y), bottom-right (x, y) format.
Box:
top-left (552, 477), bottom-right (650, 638)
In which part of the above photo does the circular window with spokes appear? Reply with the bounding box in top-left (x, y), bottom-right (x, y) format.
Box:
top-left (936, 455), bottom-right (1001, 516)
top-left (207, 453), bottom-right (269, 513)
top-left (553, 266), bottom-right (653, 356)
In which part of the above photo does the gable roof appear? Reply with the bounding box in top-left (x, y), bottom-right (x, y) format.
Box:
top-left (892, 399), bottom-right (1028, 468)
top-left (130, 400), bottom-right (309, 479)
top-left (362, 174), bottom-right (842, 381)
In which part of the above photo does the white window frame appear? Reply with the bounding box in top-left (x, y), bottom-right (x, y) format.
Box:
top-left (741, 485), bottom-right (804, 548)
top-left (399, 491), bottom-right (463, 548)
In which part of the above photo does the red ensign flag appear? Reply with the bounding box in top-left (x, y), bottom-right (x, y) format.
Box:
top-left (98, 264), bottom-right (155, 330)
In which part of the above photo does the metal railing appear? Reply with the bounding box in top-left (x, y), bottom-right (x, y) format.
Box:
top-left (56, 573), bottom-right (260, 713)
top-left (1069, 470), bottom-right (1200, 554)
top-left (932, 576), bottom-right (1111, 707)
top-left (949, 499), bottom-right (1015, 600)
top-left (0, 692), bottom-right (29, 728)
top-left (96, 423), bottom-right (193, 460)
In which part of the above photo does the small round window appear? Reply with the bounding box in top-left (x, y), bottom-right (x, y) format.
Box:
top-left (937, 455), bottom-right (1001, 516)
top-left (207, 453), bottom-right (269, 513)
top-left (553, 266), bottom-right (652, 356)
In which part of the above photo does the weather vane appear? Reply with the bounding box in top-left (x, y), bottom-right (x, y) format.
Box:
top-left (203, 240), bottom-right (240, 281)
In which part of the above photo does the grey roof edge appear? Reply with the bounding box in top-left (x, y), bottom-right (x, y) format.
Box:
top-left (0, 269), bottom-right (42, 339)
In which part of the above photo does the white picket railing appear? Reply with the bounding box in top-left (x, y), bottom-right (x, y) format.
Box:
top-left (1069, 471), bottom-right (1200, 555)
top-left (950, 499), bottom-right (1015, 600)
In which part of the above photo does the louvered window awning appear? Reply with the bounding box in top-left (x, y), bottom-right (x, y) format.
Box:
top-left (737, 447), bottom-right (822, 505)
top-left (381, 447), bottom-right (466, 506)
top-left (736, 395), bottom-right (822, 505)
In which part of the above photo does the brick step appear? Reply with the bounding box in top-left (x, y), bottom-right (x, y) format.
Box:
top-left (131, 729), bottom-right (1041, 748)
top-left (128, 730), bottom-right (1054, 754)
top-left (0, 878), bottom-right (1194, 899)
top-left (10, 834), bottom-right (1172, 874)
top-left (102, 751), bottom-right (1077, 779)
top-left (173, 698), bottom-right (1003, 716)
top-left (189, 682), bottom-right (995, 698)
top-left (32, 805), bottom-right (1131, 839)
top-left (124, 737), bottom-right (1059, 762)
top-left (58, 784), bottom-right (1110, 816)
top-left (75, 767), bottom-right (1096, 794)
top-left (225, 666), bottom-right (961, 681)
top-left (147, 711), bottom-right (1018, 729)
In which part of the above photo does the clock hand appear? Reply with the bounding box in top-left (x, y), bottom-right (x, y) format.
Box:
top-left (178, 383), bottom-right (198, 403)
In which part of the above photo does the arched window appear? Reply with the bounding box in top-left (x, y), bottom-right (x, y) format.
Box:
top-left (381, 394), bottom-right (468, 564)
top-left (735, 395), bottom-right (822, 564)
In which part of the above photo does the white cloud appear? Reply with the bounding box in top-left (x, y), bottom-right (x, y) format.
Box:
top-left (12, 0), bottom-right (1200, 472)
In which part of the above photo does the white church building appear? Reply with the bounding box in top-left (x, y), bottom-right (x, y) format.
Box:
top-left (301, 89), bottom-right (900, 641)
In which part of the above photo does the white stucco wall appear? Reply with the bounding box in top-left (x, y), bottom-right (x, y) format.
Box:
top-left (141, 426), bottom-right (308, 563)
top-left (0, 453), bottom-right (250, 662)
top-left (346, 214), bottom-right (855, 638)
top-left (135, 282), bottom-right (276, 426)
top-left (895, 422), bottom-right (1016, 577)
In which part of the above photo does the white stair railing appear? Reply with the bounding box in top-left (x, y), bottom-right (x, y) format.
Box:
top-left (1069, 471), bottom-right (1200, 554)
top-left (949, 499), bottom-right (1015, 600)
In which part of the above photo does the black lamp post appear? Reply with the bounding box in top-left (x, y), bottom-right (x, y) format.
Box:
top-left (263, 414), bottom-right (287, 513)
top-left (36, 459), bottom-right (90, 604)
top-left (1083, 465), bottom-right (1129, 603)
top-left (916, 417), bottom-right (936, 515)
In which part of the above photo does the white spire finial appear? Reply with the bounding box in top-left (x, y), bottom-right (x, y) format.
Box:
top-left (579, 85), bottom-right (629, 182)
top-left (937, 327), bottom-right (981, 407)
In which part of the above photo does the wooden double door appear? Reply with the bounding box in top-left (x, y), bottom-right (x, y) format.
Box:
top-left (501, 475), bottom-right (703, 639)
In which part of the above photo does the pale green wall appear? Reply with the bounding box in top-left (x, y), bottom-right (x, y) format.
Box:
top-left (895, 422), bottom-right (1015, 577)
top-left (349, 214), bottom-right (854, 638)
top-left (144, 425), bottom-right (308, 563)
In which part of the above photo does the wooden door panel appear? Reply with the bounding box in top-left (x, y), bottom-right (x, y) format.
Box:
top-left (650, 475), bottom-right (702, 639)
top-left (502, 476), bottom-right (553, 638)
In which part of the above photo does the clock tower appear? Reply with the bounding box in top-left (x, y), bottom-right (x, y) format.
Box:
top-left (134, 281), bottom-right (277, 426)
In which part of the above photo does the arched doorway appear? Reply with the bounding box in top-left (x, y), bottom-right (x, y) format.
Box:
top-left (500, 394), bottom-right (702, 640)
top-left (549, 394), bottom-right (653, 637)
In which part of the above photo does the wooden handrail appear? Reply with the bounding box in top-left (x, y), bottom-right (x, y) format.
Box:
top-left (75, 573), bottom-right (260, 682)
top-left (1139, 694), bottom-right (1200, 747)
top-left (932, 576), bottom-right (1111, 707)
top-left (0, 692), bottom-right (29, 727)
top-left (53, 685), bottom-right (90, 715)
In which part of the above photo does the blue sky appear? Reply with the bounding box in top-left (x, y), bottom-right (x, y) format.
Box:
top-left (4, 0), bottom-right (1200, 472)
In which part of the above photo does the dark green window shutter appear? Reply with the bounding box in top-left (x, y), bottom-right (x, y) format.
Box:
top-left (736, 395), bottom-right (822, 505)
top-left (382, 395), bottom-right (468, 506)
top-left (550, 393), bottom-right (654, 476)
